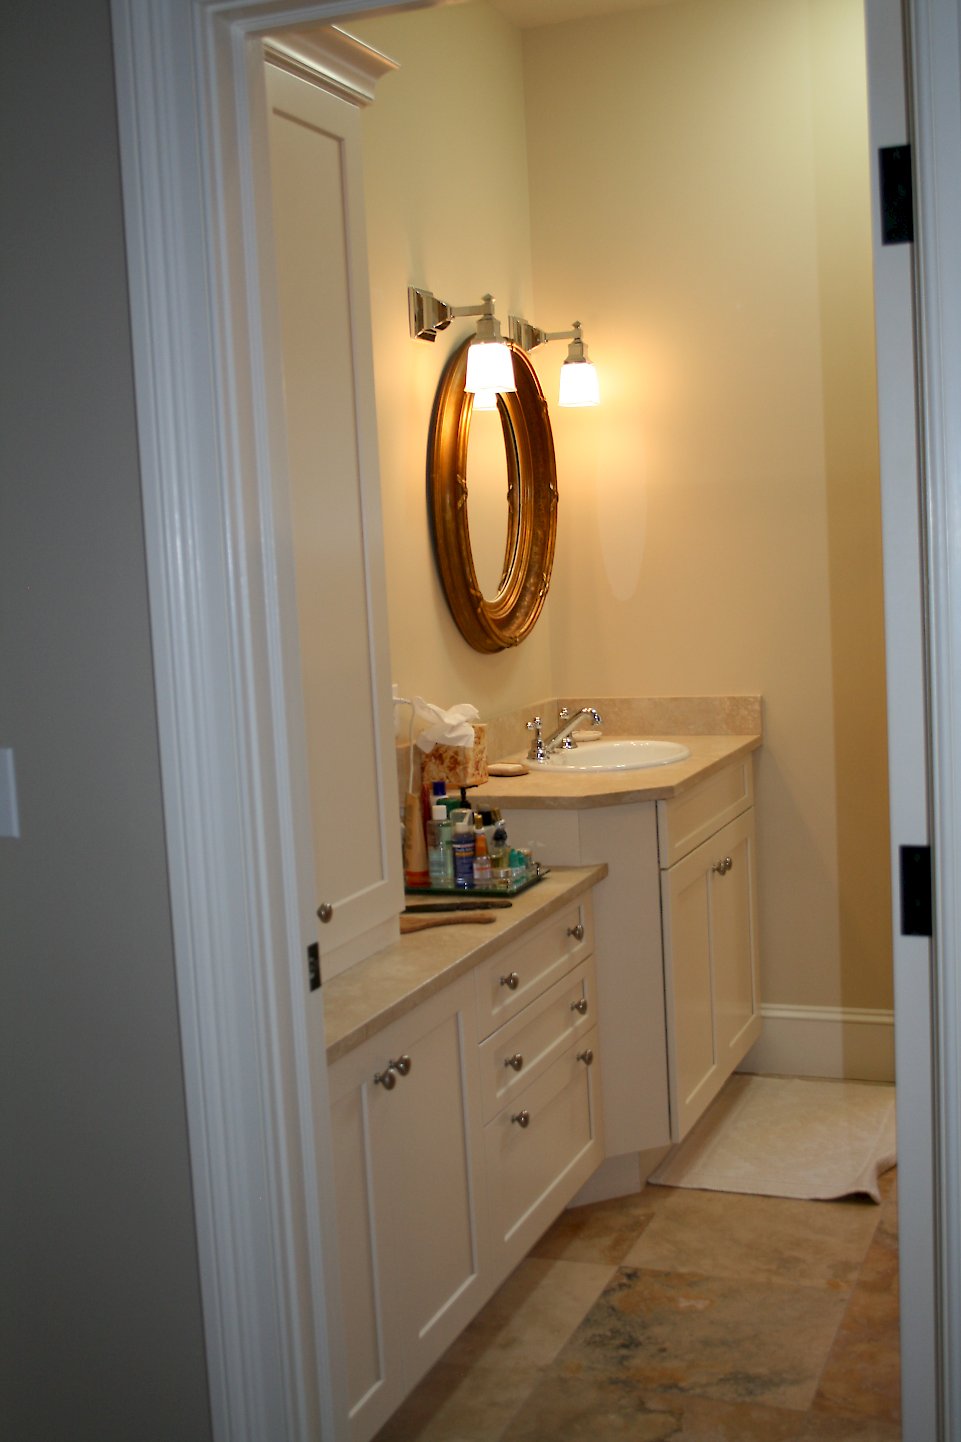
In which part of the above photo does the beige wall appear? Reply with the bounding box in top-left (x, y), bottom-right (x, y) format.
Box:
top-left (522, 0), bottom-right (890, 1012)
top-left (353, 4), bottom-right (554, 720)
top-left (354, 0), bottom-right (891, 1015)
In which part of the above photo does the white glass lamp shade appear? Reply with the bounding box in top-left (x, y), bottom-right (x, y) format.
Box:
top-left (558, 359), bottom-right (600, 407)
top-left (465, 340), bottom-right (516, 394)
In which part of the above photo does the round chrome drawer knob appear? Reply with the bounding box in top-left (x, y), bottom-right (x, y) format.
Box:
top-left (511, 1110), bottom-right (531, 1128)
top-left (374, 1068), bottom-right (396, 1090)
top-left (567, 922), bottom-right (585, 941)
top-left (504, 1053), bottom-right (524, 1072)
top-left (391, 1055), bottom-right (412, 1077)
top-left (571, 998), bottom-right (589, 1015)
top-left (577, 1048), bottom-right (595, 1066)
top-left (500, 972), bottom-right (520, 990)
top-left (317, 902), bottom-right (333, 923)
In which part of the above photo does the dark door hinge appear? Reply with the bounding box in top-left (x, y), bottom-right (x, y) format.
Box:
top-left (900, 845), bottom-right (932, 937)
top-left (879, 145), bottom-right (914, 245)
top-left (307, 941), bottom-right (321, 991)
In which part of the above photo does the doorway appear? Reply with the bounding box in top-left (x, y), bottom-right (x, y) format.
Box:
top-left (110, 1), bottom-right (960, 1439)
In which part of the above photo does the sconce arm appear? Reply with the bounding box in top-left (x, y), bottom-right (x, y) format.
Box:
top-left (509, 316), bottom-right (589, 359)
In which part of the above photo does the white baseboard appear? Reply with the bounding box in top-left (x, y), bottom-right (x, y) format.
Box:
top-left (740, 1004), bottom-right (895, 1083)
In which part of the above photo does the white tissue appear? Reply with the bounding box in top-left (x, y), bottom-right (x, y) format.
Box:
top-left (412, 697), bottom-right (480, 753)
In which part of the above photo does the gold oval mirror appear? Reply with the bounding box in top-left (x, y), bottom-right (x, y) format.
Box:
top-left (427, 338), bottom-right (558, 653)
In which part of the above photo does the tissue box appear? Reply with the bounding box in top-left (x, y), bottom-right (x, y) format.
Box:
top-left (420, 724), bottom-right (488, 796)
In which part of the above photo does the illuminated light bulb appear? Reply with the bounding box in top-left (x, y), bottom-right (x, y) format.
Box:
top-left (558, 359), bottom-right (600, 407)
top-left (465, 340), bottom-right (515, 394)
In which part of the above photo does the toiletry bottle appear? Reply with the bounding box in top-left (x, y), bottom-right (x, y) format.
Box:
top-left (509, 848), bottom-right (528, 886)
top-left (490, 815), bottom-right (509, 871)
top-left (472, 816), bottom-right (492, 887)
top-left (427, 803), bottom-right (454, 888)
top-left (452, 818), bottom-right (475, 890)
top-left (403, 793), bottom-right (430, 889)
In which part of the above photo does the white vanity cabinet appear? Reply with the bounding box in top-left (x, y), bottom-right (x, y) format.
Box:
top-left (324, 877), bottom-right (606, 1442)
top-left (499, 750), bottom-right (761, 1159)
top-left (475, 898), bottom-right (604, 1274)
top-left (657, 759), bottom-right (761, 1139)
top-left (327, 974), bottom-right (491, 1442)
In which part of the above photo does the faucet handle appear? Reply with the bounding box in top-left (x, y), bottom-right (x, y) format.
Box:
top-left (527, 716), bottom-right (546, 763)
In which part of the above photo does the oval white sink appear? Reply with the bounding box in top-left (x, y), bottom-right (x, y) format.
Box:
top-left (541, 739), bottom-right (691, 772)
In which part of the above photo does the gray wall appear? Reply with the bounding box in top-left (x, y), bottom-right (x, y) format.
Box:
top-left (0, 4), bottom-right (212, 1437)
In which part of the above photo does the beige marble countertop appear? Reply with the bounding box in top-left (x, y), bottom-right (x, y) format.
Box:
top-left (324, 863), bottom-right (608, 1064)
top-left (473, 733), bottom-right (762, 811)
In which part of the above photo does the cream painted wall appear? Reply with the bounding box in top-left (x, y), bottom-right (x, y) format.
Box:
top-left (351, 4), bottom-right (553, 720)
top-left (522, 0), bottom-right (891, 1011)
top-left (352, 0), bottom-right (891, 1016)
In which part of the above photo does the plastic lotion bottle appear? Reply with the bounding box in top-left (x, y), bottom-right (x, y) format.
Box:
top-left (452, 818), bottom-right (475, 890)
top-left (427, 804), bottom-right (454, 887)
top-left (472, 817), bottom-right (492, 886)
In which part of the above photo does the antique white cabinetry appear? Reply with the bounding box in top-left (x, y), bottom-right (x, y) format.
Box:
top-left (327, 975), bottom-right (490, 1442)
top-left (657, 759), bottom-right (761, 1139)
top-left (501, 753), bottom-right (761, 1156)
top-left (475, 896), bottom-right (604, 1275)
top-left (326, 887), bottom-right (604, 1442)
top-left (265, 49), bottom-right (403, 981)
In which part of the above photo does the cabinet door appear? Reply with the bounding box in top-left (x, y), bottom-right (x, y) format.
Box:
top-left (382, 982), bottom-right (492, 1391)
top-left (711, 808), bottom-right (761, 1068)
top-left (328, 977), bottom-right (490, 1440)
top-left (266, 62), bottom-right (402, 980)
top-left (661, 809), bottom-right (761, 1139)
top-left (328, 1072), bottom-right (403, 1442)
top-left (660, 843), bottom-right (715, 1139)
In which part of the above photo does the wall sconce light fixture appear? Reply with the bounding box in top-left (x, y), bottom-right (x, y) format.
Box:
top-left (408, 287), bottom-right (516, 395)
top-left (508, 316), bottom-right (600, 407)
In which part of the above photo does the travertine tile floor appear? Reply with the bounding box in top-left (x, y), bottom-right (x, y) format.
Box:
top-left (374, 1169), bottom-right (900, 1441)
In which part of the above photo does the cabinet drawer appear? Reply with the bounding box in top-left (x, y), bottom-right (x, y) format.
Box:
top-left (656, 757), bottom-right (754, 867)
top-left (477, 957), bottom-right (596, 1123)
top-left (474, 896), bottom-right (593, 1040)
top-left (484, 1027), bottom-right (603, 1273)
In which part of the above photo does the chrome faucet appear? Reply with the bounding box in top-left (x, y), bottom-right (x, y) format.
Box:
top-left (528, 706), bottom-right (602, 761)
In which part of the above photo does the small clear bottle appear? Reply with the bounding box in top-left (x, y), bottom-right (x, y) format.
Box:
top-left (427, 803), bottom-right (454, 888)
top-left (472, 817), bottom-right (492, 887)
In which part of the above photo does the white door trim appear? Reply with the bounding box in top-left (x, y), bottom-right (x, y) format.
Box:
top-left (110, 0), bottom-right (961, 1437)
top-left (865, 2), bottom-right (938, 1433)
top-left (110, 3), bottom-right (440, 1438)
top-left (907, 2), bottom-right (961, 1433)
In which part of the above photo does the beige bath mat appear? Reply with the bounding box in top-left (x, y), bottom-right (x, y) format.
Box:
top-left (649, 1074), bottom-right (897, 1203)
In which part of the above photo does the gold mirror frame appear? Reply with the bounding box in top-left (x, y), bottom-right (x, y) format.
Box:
top-left (427, 338), bottom-right (558, 653)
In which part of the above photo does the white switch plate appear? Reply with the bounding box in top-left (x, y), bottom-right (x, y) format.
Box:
top-left (0, 749), bottom-right (20, 838)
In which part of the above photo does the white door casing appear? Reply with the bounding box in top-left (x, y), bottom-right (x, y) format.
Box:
top-left (905, 2), bottom-right (961, 1434)
top-left (110, 1), bottom-right (961, 1438)
top-left (111, 3), bottom-right (436, 1439)
top-left (866, 2), bottom-right (938, 1435)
